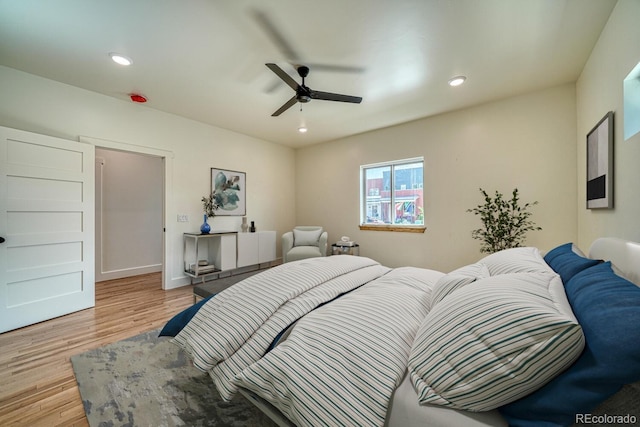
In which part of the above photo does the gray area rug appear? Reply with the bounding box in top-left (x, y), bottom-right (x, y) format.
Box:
top-left (71, 329), bottom-right (278, 427)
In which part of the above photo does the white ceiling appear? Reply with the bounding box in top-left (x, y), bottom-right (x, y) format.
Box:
top-left (0, 0), bottom-right (617, 148)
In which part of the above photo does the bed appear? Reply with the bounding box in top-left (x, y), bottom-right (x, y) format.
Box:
top-left (163, 237), bottom-right (640, 427)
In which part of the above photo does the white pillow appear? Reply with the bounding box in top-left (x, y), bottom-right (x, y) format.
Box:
top-left (293, 228), bottom-right (323, 247)
top-left (408, 272), bottom-right (584, 411)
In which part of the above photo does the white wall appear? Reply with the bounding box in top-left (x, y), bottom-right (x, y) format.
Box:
top-left (296, 84), bottom-right (578, 272)
top-left (95, 148), bottom-right (163, 281)
top-left (0, 66), bottom-right (296, 289)
top-left (6, 1), bottom-right (637, 283)
top-left (576, 0), bottom-right (640, 248)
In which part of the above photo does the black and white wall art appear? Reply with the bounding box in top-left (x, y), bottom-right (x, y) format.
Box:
top-left (586, 111), bottom-right (614, 209)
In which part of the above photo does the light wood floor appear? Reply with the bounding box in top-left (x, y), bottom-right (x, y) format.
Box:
top-left (0, 273), bottom-right (194, 427)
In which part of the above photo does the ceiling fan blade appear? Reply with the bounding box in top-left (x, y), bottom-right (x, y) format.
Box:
top-left (252, 10), bottom-right (300, 60)
top-left (303, 63), bottom-right (365, 74)
top-left (266, 63), bottom-right (299, 91)
top-left (264, 78), bottom-right (283, 94)
top-left (310, 90), bottom-right (363, 104)
top-left (272, 95), bottom-right (298, 117)
top-left (252, 10), bottom-right (365, 77)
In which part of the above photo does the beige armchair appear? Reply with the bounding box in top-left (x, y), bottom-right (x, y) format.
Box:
top-left (282, 226), bottom-right (328, 263)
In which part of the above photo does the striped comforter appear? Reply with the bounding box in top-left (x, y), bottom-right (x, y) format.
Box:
top-left (173, 256), bottom-right (390, 399)
top-left (172, 255), bottom-right (441, 427)
top-left (234, 266), bottom-right (440, 427)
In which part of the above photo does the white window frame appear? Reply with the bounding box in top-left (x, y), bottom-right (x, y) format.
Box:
top-left (359, 157), bottom-right (425, 233)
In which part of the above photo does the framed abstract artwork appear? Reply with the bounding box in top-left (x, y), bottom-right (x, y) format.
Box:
top-left (586, 111), bottom-right (613, 209)
top-left (210, 168), bottom-right (246, 216)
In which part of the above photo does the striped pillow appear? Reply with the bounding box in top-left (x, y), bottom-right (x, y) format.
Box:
top-left (480, 247), bottom-right (552, 275)
top-left (430, 262), bottom-right (490, 307)
top-left (408, 272), bottom-right (584, 411)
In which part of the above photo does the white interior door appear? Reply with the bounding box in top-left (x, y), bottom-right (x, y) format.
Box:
top-left (0, 126), bottom-right (95, 333)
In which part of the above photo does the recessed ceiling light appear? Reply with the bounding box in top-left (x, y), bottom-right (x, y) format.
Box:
top-left (298, 126), bottom-right (308, 133)
top-left (448, 76), bottom-right (466, 87)
top-left (109, 52), bottom-right (132, 66)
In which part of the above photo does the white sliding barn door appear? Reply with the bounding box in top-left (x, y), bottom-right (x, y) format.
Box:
top-left (0, 126), bottom-right (95, 333)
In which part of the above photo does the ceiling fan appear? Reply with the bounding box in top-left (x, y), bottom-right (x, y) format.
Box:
top-left (266, 63), bottom-right (363, 117)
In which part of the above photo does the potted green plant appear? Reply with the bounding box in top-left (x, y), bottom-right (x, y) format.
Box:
top-left (467, 188), bottom-right (541, 253)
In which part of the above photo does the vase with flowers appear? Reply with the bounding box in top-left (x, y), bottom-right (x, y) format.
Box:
top-left (200, 192), bottom-right (221, 234)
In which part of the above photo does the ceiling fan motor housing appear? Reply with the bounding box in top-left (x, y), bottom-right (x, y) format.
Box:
top-left (297, 66), bottom-right (310, 78)
top-left (297, 66), bottom-right (311, 102)
top-left (297, 86), bottom-right (311, 103)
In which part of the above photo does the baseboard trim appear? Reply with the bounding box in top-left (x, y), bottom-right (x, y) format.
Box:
top-left (96, 264), bottom-right (162, 282)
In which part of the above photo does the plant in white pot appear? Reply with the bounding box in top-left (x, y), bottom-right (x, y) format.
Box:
top-left (467, 188), bottom-right (541, 253)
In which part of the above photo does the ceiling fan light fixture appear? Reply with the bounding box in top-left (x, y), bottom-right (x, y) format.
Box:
top-left (109, 52), bottom-right (133, 66)
top-left (448, 76), bottom-right (466, 87)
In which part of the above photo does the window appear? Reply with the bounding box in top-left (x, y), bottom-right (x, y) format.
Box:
top-left (360, 157), bottom-right (425, 232)
top-left (624, 61), bottom-right (640, 140)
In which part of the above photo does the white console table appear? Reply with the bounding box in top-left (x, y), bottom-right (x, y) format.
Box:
top-left (183, 231), bottom-right (237, 283)
top-left (184, 230), bottom-right (276, 283)
top-left (237, 231), bottom-right (276, 268)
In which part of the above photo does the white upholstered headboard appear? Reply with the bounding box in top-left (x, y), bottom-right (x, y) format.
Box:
top-left (588, 238), bottom-right (640, 286)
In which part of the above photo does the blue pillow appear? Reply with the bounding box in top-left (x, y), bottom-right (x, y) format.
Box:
top-left (500, 262), bottom-right (640, 426)
top-left (159, 295), bottom-right (214, 337)
top-left (543, 242), bottom-right (601, 284)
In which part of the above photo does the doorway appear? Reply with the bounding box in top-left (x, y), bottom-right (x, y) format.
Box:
top-left (95, 148), bottom-right (163, 283)
top-left (80, 136), bottom-right (173, 290)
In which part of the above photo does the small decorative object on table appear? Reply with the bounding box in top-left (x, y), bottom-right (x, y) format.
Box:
top-left (332, 236), bottom-right (360, 255)
top-left (250, 221), bottom-right (256, 232)
top-left (241, 217), bottom-right (249, 233)
top-left (200, 214), bottom-right (210, 234)
top-left (336, 236), bottom-right (355, 246)
top-left (201, 192), bottom-right (221, 234)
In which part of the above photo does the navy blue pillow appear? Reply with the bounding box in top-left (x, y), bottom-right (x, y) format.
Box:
top-left (159, 295), bottom-right (214, 337)
top-left (500, 262), bottom-right (640, 426)
top-left (543, 242), bottom-right (601, 284)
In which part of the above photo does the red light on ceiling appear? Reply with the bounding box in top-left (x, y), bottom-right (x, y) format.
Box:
top-left (130, 93), bottom-right (147, 103)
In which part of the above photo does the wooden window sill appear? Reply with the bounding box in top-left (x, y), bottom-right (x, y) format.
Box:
top-left (359, 224), bottom-right (426, 233)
